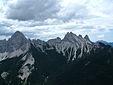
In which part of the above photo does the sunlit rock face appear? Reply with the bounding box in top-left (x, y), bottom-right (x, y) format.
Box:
top-left (47, 32), bottom-right (93, 61)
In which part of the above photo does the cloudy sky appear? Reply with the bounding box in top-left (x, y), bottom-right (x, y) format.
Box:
top-left (0, 0), bottom-right (113, 42)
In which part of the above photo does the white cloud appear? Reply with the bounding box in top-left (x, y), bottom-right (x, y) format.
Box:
top-left (0, 0), bottom-right (113, 41)
top-left (98, 34), bottom-right (105, 38)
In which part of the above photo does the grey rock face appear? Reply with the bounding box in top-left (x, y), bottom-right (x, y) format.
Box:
top-left (0, 31), bottom-right (29, 53)
top-left (7, 31), bottom-right (29, 52)
top-left (0, 31), bottom-right (93, 62)
top-left (0, 31), bottom-right (30, 61)
top-left (63, 32), bottom-right (79, 43)
top-left (0, 39), bottom-right (7, 53)
top-left (47, 37), bottom-right (61, 46)
top-left (32, 39), bottom-right (47, 51)
top-left (47, 32), bottom-right (93, 61)
top-left (84, 35), bottom-right (90, 41)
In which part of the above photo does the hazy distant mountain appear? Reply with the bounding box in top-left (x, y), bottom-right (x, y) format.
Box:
top-left (0, 31), bottom-right (113, 85)
top-left (97, 40), bottom-right (113, 47)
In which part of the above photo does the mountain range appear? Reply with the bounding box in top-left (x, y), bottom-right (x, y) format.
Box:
top-left (0, 31), bottom-right (113, 85)
top-left (97, 40), bottom-right (113, 47)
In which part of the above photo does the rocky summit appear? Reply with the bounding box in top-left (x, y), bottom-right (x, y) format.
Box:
top-left (0, 31), bottom-right (113, 85)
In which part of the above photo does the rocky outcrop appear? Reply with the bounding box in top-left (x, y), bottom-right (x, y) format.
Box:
top-left (47, 32), bottom-right (93, 61)
top-left (0, 31), bottom-right (30, 61)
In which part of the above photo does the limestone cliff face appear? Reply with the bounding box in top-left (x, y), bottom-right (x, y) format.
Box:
top-left (0, 31), bottom-right (30, 61)
top-left (47, 32), bottom-right (93, 61)
top-left (7, 31), bottom-right (29, 52)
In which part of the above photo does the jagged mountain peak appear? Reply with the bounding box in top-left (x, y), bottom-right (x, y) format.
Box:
top-left (84, 35), bottom-right (90, 41)
top-left (64, 32), bottom-right (77, 38)
top-left (9, 31), bottom-right (27, 40)
top-left (8, 31), bottom-right (28, 43)
top-left (7, 31), bottom-right (29, 52)
top-left (63, 32), bottom-right (78, 42)
top-left (56, 37), bottom-right (61, 40)
top-left (62, 32), bottom-right (91, 45)
top-left (14, 31), bottom-right (23, 34)
top-left (47, 37), bottom-right (61, 46)
top-left (78, 34), bottom-right (83, 38)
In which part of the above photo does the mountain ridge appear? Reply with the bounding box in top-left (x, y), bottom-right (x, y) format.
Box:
top-left (0, 31), bottom-right (113, 85)
top-left (97, 40), bottom-right (113, 47)
top-left (0, 31), bottom-right (93, 61)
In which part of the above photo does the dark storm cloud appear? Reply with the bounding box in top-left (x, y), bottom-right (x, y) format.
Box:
top-left (7, 0), bottom-right (60, 21)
